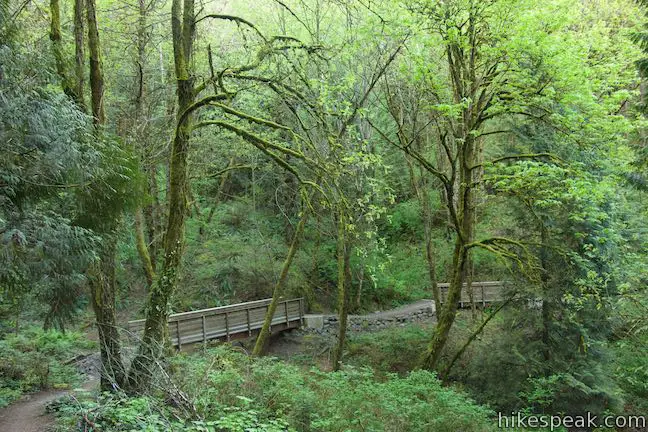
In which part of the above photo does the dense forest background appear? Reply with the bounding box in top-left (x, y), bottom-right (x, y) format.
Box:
top-left (1, 0), bottom-right (647, 430)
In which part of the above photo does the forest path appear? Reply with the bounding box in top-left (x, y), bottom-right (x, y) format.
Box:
top-left (0, 389), bottom-right (67, 432)
top-left (343, 299), bottom-right (435, 320)
top-left (0, 377), bottom-right (98, 432)
top-left (0, 354), bottom-right (99, 432)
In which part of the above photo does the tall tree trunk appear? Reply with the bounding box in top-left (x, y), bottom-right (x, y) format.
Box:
top-left (423, 240), bottom-right (469, 369)
top-left (128, 0), bottom-right (195, 391)
top-left (253, 206), bottom-right (309, 355)
top-left (423, 131), bottom-right (477, 370)
top-left (135, 208), bottom-right (155, 287)
top-left (331, 210), bottom-right (348, 371)
top-left (90, 235), bottom-right (126, 389)
top-left (540, 227), bottom-right (551, 369)
top-left (86, 0), bottom-right (104, 124)
top-left (131, 0), bottom-right (157, 282)
top-left (85, 0), bottom-right (126, 392)
top-left (406, 154), bottom-right (441, 311)
top-left (73, 0), bottom-right (85, 110)
top-left (50, 0), bottom-right (83, 104)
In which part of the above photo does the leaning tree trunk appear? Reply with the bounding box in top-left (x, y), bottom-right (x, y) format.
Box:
top-left (331, 210), bottom-right (349, 371)
top-left (253, 206), bottom-right (309, 355)
top-left (422, 240), bottom-right (469, 370)
top-left (127, 0), bottom-right (195, 391)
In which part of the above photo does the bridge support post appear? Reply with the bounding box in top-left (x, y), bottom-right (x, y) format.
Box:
top-left (176, 321), bottom-right (181, 350)
top-left (299, 298), bottom-right (304, 326)
top-left (246, 309), bottom-right (252, 336)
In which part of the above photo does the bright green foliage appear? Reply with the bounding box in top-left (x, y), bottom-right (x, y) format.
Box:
top-left (0, 326), bottom-right (96, 407)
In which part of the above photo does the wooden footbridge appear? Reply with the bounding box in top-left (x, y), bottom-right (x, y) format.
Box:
top-left (127, 282), bottom-right (506, 348)
top-left (438, 281), bottom-right (506, 307)
top-left (127, 298), bottom-right (305, 349)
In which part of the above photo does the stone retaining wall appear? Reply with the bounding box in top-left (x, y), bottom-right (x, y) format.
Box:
top-left (303, 305), bottom-right (436, 335)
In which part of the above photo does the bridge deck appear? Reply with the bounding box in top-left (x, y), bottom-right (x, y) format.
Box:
top-left (127, 298), bottom-right (304, 348)
top-left (438, 281), bottom-right (506, 306)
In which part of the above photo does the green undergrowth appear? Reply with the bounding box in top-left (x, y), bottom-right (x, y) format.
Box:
top-left (0, 325), bottom-right (96, 407)
top-left (54, 345), bottom-right (499, 432)
top-left (345, 324), bottom-right (430, 372)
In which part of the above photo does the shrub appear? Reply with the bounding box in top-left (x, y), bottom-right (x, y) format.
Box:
top-left (171, 346), bottom-right (497, 432)
top-left (56, 345), bottom-right (499, 431)
top-left (345, 324), bottom-right (430, 372)
top-left (0, 326), bottom-right (95, 407)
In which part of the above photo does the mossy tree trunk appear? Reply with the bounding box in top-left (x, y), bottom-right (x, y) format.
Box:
top-left (49, 0), bottom-right (84, 106)
top-left (85, 0), bottom-right (127, 391)
top-left (331, 209), bottom-right (349, 371)
top-left (135, 208), bottom-right (155, 287)
top-left (128, 0), bottom-right (195, 391)
top-left (131, 0), bottom-right (156, 286)
top-left (253, 203), bottom-right (309, 356)
top-left (73, 0), bottom-right (85, 110)
top-left (90, 234), bottom-right (126, 389)
top-left (86, 0), bottom-right (104, 125)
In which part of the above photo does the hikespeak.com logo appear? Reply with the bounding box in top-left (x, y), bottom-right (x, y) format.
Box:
top-left (498, 412), bottom-right (646, 430)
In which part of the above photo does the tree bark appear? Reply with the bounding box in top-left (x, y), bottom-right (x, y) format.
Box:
top-left (422, 128), bottom-right (477, 369)
top-left (86, 0), bottom-right (105, 124)
top-left (135, 208), bottom-right (155, 287)
top-left (90, 235), bottom-right (126, 389)
top-left (127, 0), bottom-right (195, 391)
top-left (85, 0), bottom-right (126, 392)
top-left (73, 0), bottom-right (85, 110)
top-left (253, 206), bottom-right (308, 355)
top-left (331, 210), bottom-right (348, 371)
top-left (49, 0), bottom-right (83, 104)
top-left (422, 240), bottom-right (469, 369)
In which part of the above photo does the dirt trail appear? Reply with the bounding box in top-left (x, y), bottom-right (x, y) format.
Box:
top-left (315, 299), bottom-right (435, 321)
top-left (0, 377), bottom-right (98, 432)
top-left (0, 357), bottom-right (99, 432)
top-left (345, 299), bottom-right (435, 320)
top-left (0, 389), bottom-right (69, 432)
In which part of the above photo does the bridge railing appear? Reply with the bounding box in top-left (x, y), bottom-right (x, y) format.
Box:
top-left (127, 297), bottom-right (304, 349)
top-left (438, 281), bottom-right (506, 307)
